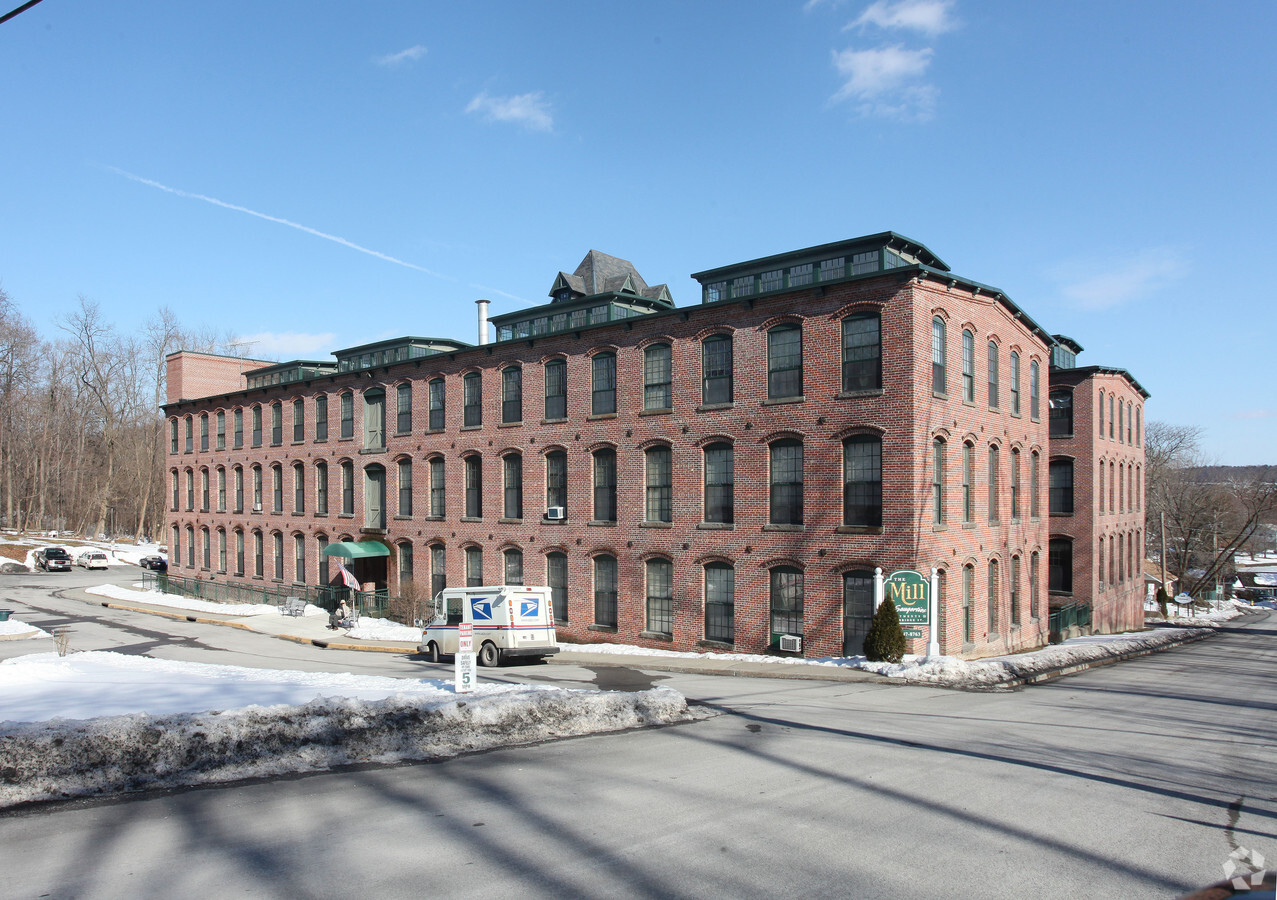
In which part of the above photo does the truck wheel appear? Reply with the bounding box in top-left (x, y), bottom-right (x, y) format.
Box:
top-left (478, 642), bottom-right (500, 667)
top-left (426, 641), bottom-right (441, 663)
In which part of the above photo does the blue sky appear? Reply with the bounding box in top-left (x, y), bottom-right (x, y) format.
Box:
top-left (2, 1), bottom-right (1273, 463)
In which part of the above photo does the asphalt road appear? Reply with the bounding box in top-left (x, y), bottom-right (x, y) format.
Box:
top-left (0, 572), bottom-right (1273, 899)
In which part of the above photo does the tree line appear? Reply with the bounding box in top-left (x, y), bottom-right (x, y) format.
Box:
top-left (0, 288), bottom-right (248, 542)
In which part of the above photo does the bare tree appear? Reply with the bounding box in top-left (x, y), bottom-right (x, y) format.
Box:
top-left (1146, 420), bottom-right (1277, 597)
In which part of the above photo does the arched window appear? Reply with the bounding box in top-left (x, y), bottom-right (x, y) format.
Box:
top-left (702, 335), bottom-right (733, 405)
top-left (988, 559), bottom-right (999, 635)
top-left (842, 313), bottom-right (881, 392)
top-left (1009, 555), bottom-right (1020, 626)
top-left (1030, 451), bottom-right (1040, 519)
top-left (271, 463), bottom-right (283, 514)
top-left (199, 413), bottom-right (209, 451)
top-left (1049, 390), bottom-right (1073, 436)
top-left (934, 436), bottom-right (944, 523)
top-left (502, 367), bottom-right (523, 424)
top-left (464, 455), bottom-right (482, 519)
top-left (295, 534), bottom-right (307, 583)
top-left (987, 341), bottom-right (999, 408)
top-left (1049, 537), bottom-right (1073, 594)
top-left (770, 566), bottom-right (804, 645)
top-left (466, 545), bottom-right (483, 587)
top-left (931, 317), bottom-right (947, 393)
top-left (398, 457), bottom-right (413, 517)
top-left (339, 392), bottom-right (354, 439)
top-left (704, 442), bottom-right (734, 525)
top-left (430, 543), bottom-right (445, 597)
top-left (646, 557), bottom-right (673, 636)
top-left (293, 398), bottom-right (305, 442)
top-left (962, 441), bottom-right (974, 524)
top-left (547, 551), bottom-right (568, 623)
top-left (543, 360), bottom-right (566, 421)
top-left (315, 395), bottom-right (328, 442)
top-left (233, 465), bottom-right (244, 513)
top-left (593, 448), bottom-right (616, 523)
top-left (252, 464), bottom-right (262, 511)
top-left (767, 323), bottom-right (802, 400)
top-left (315, 461), bottom-right (328, 515)
top-left (844, 435), bottom-right (882, 527)
top-left (428, 378), bottom-right (445, 431)
top-left (988, 445), bottom-right (1000, 524)
top-left (591, 353), bottom-right (616, 415)
top-left (770, 439), bottom-right (803, 526)
top-left (233, 408), bottom-right (244, 448)
top-left (1010, 351), bottom-right (1021, 416)
top-left (503, 454), bottom-right (522, 520)
top-left (644, 344), bottom-right (672, 410)
top-left (704, 562), bottom-right (735, 644)
top-left (843, 569), bottom-right (875, 656)
top-left (545, 450), bottom-right (566, 514)
top-left (1010, 448), bottom-right (1021, 520)
top-left (1030, 552), bottom-right (1040, 619)
top-left (504, 548), bottom-right (524, 585)
top-left (293, 462), bottom-right (305, 514)
top-left (593, 555), bottom-right (618, 627)
top-left (1049, 458), bottom-right (1074, 515)
top-left (396, 383), bottom-right (412, 434)
top-left (961, 329), bottom-right (975, 402)
top-left (340, 461), bottom-right (354, 516)
top-left (645, 445), bottom-right (672, 523)
top-left (270, 402), bottom-right (283, 446)
top-left (1030, 361), bottom-right (1040, 420)
top-left (962, 564), bottom-right (974, 644)
top-left (429, 456), bottom-right (445, 517)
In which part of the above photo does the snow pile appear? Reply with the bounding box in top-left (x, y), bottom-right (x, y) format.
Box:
top-left (857, 627), bottom-right (1212, 687)
top-left (1144, 600), bottom-right (1250, 626)
top-left (0, 653), bottom-right (691, 807)
top-left (346, 617), bottom-right (423, 642)
top-left (85, 583), bottom-right (324, 617)
top-left (0, 618), bottom-right (49, 640)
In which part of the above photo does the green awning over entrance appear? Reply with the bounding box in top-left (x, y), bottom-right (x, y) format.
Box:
top-left (321, 541), bottom-right (390, 559)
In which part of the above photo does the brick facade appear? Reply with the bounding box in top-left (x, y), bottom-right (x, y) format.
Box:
top-left (162, 234), bottom-right (1146, 659)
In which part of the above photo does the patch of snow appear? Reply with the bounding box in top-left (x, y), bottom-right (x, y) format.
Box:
top-left (0, 652), bottom-right (692, 806)
top-left (0, 618), bottom-right (49, 640)
top-left (345, 617), bottom-right (423, 642)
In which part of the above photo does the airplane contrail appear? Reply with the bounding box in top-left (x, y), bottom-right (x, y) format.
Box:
top-left (105, 166), bottom-right (446, 278)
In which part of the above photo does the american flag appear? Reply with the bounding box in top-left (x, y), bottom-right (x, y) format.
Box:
top-left (335, 561), bottom-right (359, 590)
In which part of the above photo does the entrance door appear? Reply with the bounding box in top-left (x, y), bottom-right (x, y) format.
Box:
top-left (365, 465), bottom-right (386, 529)
top-left (843, 569), bottom-right (875, 656)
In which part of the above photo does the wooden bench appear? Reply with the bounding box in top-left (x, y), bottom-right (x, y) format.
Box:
top-left (281, 597), bottom-right (307, 617)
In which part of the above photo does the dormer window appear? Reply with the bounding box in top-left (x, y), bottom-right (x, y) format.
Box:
top-left (555, 289), bottom-right (574, 303)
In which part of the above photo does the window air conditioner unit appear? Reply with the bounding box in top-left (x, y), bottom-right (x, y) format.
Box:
top-left (779, 634), bottom-right (802, 653)
top-left (546, 506), bottom-right (565, 520)
top-left (252, 503), bottom-right (263, 512)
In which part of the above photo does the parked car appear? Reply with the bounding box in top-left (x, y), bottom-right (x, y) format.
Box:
top-left (35, 547), bottom-right (72, 572)
top-left (77, 551), bottom-right (109, 570)
top-left (138, 556), bottom-right (167, 571)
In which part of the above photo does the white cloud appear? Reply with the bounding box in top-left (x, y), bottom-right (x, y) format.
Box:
top-left (1234, 410), bottom-right (1275, 420)
top-left (1054, 248), bottom-right (1191, 310)
top-left (831, 44), bottom-right (937, 119)
top-left (465, 91), bottom-right (554, 133)
top-left (849, 0), bottom-right (957, 36)
top-left (233, 332), bottom-right (337, 358)
top-left (375, 45), bottom-right (427, 66)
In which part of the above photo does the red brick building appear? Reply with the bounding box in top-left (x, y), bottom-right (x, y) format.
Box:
top-left (1045, 341), bottom-right (1149, 634)
top-left (163, 232), bottom-right (1147, 659)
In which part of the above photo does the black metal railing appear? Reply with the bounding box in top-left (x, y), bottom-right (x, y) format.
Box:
top-left (1049, 602), bottom-right (1092, 636)
top-left (142, 572), bottom-right (393, 619)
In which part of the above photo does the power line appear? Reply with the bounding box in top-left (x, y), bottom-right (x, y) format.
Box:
top-left (0, 0), bottom-right (47, 26)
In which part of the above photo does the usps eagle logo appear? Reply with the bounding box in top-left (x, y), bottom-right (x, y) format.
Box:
top-left (472, 600), bottom-right (493, 621)
top-left (520, 598), bottom-right (539, 618)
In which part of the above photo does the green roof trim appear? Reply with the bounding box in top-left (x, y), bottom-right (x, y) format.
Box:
top-left (321, 541), bottom-right (390, 559)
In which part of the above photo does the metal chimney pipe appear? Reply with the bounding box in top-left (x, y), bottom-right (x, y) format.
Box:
top-left (475, 298), bottom-right (490, 346)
